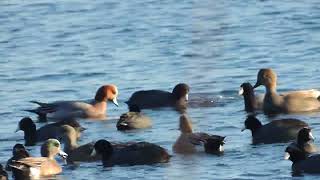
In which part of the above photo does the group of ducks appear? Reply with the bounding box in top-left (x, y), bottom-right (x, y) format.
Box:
top-left (1, 68), bottom-right (320, 179)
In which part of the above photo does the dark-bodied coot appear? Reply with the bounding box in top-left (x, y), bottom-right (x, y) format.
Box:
top-left (92, 139), bottom-right (170, 167)
top-left (285, 143), bottom-right (320, 174)
top-left (126, 83), bottom-right (189, 112)
top-left (242, 115), bottom-right (308, 144)
top-left (117, 104), bottom-right (152, 130)
top-left (173, 114), bottom-right (225, 154)
top-left (239, 82), bottom-right (263, 112)
top-left (289, 127), bottom-right (317, 154)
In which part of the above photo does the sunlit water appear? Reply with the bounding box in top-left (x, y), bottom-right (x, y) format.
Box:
top-left (1, 0), bottom-right (320, 179)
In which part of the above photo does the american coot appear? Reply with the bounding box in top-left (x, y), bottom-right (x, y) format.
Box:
top-left (242, 116), bottom-right (309, 144)
top-left (92, 139), bottom-right (170, 167)
top-left (173, 114), bottom-right (225, 154)
top-left (60, 125), bottom-right (101, 163)
top-left (253, 69), bottom-right (320, 114)
top-left (10, 139), bottom-right (67, 179)
top-left (126, 83), bottom-right (189, 112)
top-left (6, 144), bottom-right (30, 171)
top-left (285, 143), bottom-right (320, 174)
top-left (239, 82), bottom-right (264, 112)
top-left (117, 105), bottom-right (152, 130)
top-left (289, 127), bottom-right (317, 154)
top-left (0, 164), bottom-right (8, 180)
top-left (25, 84), bottom-right (119, 120)
top-left (16, 117), bottom-right (83, 146)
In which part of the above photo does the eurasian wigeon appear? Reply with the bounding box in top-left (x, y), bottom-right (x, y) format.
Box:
top-left (26, 84), bottom-right (119, 120)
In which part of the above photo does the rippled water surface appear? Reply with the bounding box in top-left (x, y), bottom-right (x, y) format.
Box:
top-left (1, 0), bottom-right (320, 179)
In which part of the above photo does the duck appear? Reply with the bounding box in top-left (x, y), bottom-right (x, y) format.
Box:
top-left (60, 125), bottom-right (100, 163)
top-left (92, 139), bottom-right (170, 167)
top-left (239, 82), bottom-right (264, 112)
top-left (285, 143), bottom-right (320, 174)
top-left (290, 127), bottom-right (317, 154)
top-left (6, 144), bottom-right (30, 171)
top-left (116, 104), bottom-right (152, 131)
top-left (241, 115), bottom-right (309, 144)
top-left (25, 84), bottom-right (119, 120)
top-left (126, 83), bottom-right (189, 112)
top-left (173, 114), bottom-right (225, 154)
top-left (253, 69), bottom-right (320, 114)
top-left (10, 139), bottom-right (68, 179)
top-left (15, 117), bottom-right (84, 146)
top-left (0, 164), bottom-right (8, 180)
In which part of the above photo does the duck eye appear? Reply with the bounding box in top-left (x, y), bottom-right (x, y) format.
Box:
top-left (54, 142), bottom-right (59, 147)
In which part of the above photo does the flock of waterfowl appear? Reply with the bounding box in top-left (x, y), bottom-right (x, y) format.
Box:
top-left (1, 68), bottom-right (320, 179)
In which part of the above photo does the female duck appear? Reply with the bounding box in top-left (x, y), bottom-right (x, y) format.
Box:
top-left (117, 104), bottom-right (152, 130)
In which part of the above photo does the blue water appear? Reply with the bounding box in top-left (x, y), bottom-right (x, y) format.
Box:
top-left (1, 0), bottom-right (320, 179)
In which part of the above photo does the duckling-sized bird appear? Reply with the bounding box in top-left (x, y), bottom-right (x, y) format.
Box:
top-left (285, 143), bottom-right (320, 174)
top-left (117, 104), bottom-right (152, 131)
top-left (253, 69), bottom-right (320, 114)
top-left (10, 139), bottom-right (67, 179)
top-left (16, 117), bottom-right (84, 146)
top-left (290, 127), bottom-right (317, 154)
top-left (26, 84), bottom-right (119, 120)
top-left (126, 83), bottom-right (189, 112)
top-left (0, 164), bottom-right (8, 180)
top-left (6, 144), bottom-right (30, 171)
top-left (242, 115), bottom-right (309, 144)
top-left (92, 139), bottom-right (170, 167)
top-left (173, 114), bottom-right (225, 154)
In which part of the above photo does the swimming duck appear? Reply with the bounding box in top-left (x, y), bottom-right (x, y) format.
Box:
top-left (253, 69), bottom-right (320, 114)
top-left (242, 115), bottom-right (309, 144)
top-left (117, 104), bottom-right (152, 130)
top-left (26, 84), bottom-right (119, 120)
top-left (6, 144), bottom-right (30, 171)
top-left (10, 139), bottom-right (67, 179)
top-left (16, 117), bottom-right (83, 146)
top-left (290, 127), bottom-right (317, 154)
top-left (126, 83), bottom-right (189, 112)
top-left (239, 82), bottom-right (264, 112)
top-left (173, 114), bottom-right (225, 154)
top-left (92, 139), bottom-right (170, 167)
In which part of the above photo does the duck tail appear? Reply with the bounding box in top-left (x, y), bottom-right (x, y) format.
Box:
top-left (29, 100), bottom-right (47, 106)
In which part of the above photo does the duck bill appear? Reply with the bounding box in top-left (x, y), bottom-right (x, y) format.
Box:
top-left (112, 98), bottom-right (119, 107)
top-left (90, 149), bottom-right (97, 157)
top-left (185, 94), bottom-right (189, 101)
top-left (253, 82), bottom-right (260, 89)
top-left (309, 132), bottom-right (315, 141)
top-left (15, 125), bottom-right (21, 133)
top-left (238, 87), bottom-right (244, 95)
top-left (284, 152), bottom-right (290, 160)
top-left (58, 150), bottom-right (68, 159)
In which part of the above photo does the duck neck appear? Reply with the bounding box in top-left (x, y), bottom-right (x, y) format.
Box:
top-left (64, 135), bottom-right (78, 153)
top-left (24, 128), bottom-right (37, 146)
top-left (265, 83), bottom-right (277, 95)
top-left (250, 127), bottom-right (260, 136)
top-left (93, 101), bottom-right (107, 114)
top-left (243, 93), bottom-right (255, 112)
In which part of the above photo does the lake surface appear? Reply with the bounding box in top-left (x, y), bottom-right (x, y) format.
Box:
top-left (1, 0), bottom-right (320, 179)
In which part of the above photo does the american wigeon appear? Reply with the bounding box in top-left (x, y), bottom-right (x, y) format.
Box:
top-left (126, 83), bottom-right (189, 112)
top-left (60, 125), bottom-right (100, 163)
top-left (16, 117), bottom-right (83, 146)
top-left (92, 139), bottom-right (170, 167)
top-left (285, 143), bottom-right (320, 174)
top-left (116, 105), bottom-right (152, 130)
top-left (290, 127), bottom-right (317, 154)
top-left (239, 82), bottom-right (264, 112)
top-left (6, 144), bottom-right (30, 171)
top-left (242, 116), bottom-right (309, 144)
top-left (253, 69), bottom-right (320, 114)
top-left (26, 84), bottom-right (119, 120)
top-left (0, 164), bottom-right (8, 180)
top-left (10, 139), bottom-right (67, 179)
top-left (173, 114), bottom-right (225, 154)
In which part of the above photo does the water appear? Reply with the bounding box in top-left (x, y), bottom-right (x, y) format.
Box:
top-left (1, 0), bottom-right (320, 179)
